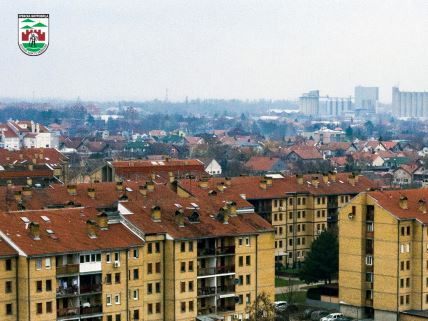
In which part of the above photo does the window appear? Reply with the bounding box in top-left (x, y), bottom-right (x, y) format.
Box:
top-left (133, 249), bottom-right (139, 258)
top-left (46, 301), bottom-right (52, 313)
top-left (365, 255), bottom-right (373, 266)
top-left (156, 302), bottom-right (161, 313)
top-left (239, 238), bottom-right (243, 246)
top-left (155, 242), bottom-right (161, 253)
top-left (147, 263), bottom-right (153, 274)
top-left (246, 275), bottom-right (251, 285)
top-left (148, 303), bottom-right (153, 314)
top-left (106, 273), bottom-right (112, 284)
top-left (407, 261), bottom-right (411, 270)
top-left (400, 296), bottom-right (404, 305)
top-left (133, 289), bottom-right (139, 300)
top-left (181, 302), bottom-right (186, 313)
top-left (133, 268), bottom-right (139, 280)
top-left (189, 261), bottom-right (194, 272)
top-left (133, 309), bottom-right (139, 320)
top-left (156, 262), bottom-right (161, 273)
top-left (188, 241), bottom-right (193, 252)
top-left (115, 272), bottom-right (121, 284)
top-left (36, 280), bottom-right (42, 292)
top-left (245, 237), bottom-right (250, 246)
top-left (36, 302), bottom-right (42, 314)
top-left (5, 281), bottom-right (12, 293)
top-left (189, 281), bottom-right (194, 292)
top-left (181, 282), bottom-right (186, 293)
top-left (5, 259), bottom-right (12, 271)
top-left (115, 314), bottom-right (121, 321)
top-left (181, 242), bottom-right (186, 252)
top-left (239, 275), bottom-right (244, 285)
top-left (401, 261), bottom-right (405, 271)
top-left (115, 293), bottom-right (121, 304)
top-left (181, 262), bottom-right (186, 272)
top-left (114, 252), bottom-right (120, 262)
top-left (246, 293), bottom-right (251, 304)
top-left (406, 278), bottom-right (410, 287)
top-left (246, 256), bottom-right (251, 266)
top-left (148, 283), bottom-right (153, 294)
top-left (46, 279), bottom-right (52, 291)
top-left (6, 303), bottom-right (12, 315)
top-left (106, 294), bottom-right (112, 305)
top-left (401, 226), bottom-right (405, 236)
top-left (148, 243), bottom-right (153, 254)
top-left (35, 259), bottom-right (42, 270)
top-left (156, 282), bottom-right (161, 293)
top-left (239, 294), bottom-right (244, 304)
top-left (45, 258), bottom-right (51, 269)
top-left (406, 295), bottom-right (410, 304)
top-left (400, 278), bottom-right (404, 288)
top-left (189, 301), bottom-right (194, 312)
top-left (106, 253), bottom-right (111, 263)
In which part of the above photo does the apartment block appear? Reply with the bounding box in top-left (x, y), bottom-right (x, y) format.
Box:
top-left (178, 172), bottom-right (375, 267)
top-left (339, 189), bottom-right (428, 321)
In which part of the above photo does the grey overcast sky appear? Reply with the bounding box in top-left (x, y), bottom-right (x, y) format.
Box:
top-left (1, 0), bottom-right (428, 102)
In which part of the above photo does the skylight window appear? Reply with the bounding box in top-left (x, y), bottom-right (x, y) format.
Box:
top-left (20, 217), bottom-right (30, 223)
top-left (174, 203), bottom-right (182, 208)
top-left (158, 161), bottom-right (165, 165)
top-left (125, 187), bottom-right (133, 192)
top-left (41, 215), bottom-right (50, 222)
top-left (191, 202), bottom-right (199, 208)
top-left (46, 229), bottom-right (54, 234)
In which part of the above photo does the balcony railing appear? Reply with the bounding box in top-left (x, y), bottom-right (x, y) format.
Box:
top-left (198, 248), bottom-right (216, 256)
top-left (216, 246), bottom-right (235, 255)
top-left (198, 265), bottom-right (235, 276)
top-left (56, 285), bottom-right (79, 297)
top-left (198, 286), bottom-right (216, 296)
top-left (80, 284), bottom-right (102, 294)
top-left (56, 264), bottom-right (79, 275)
top-left (217, 285), bottom-right (235, 294)
top-left (197, 305), bottom-right (216, 315)
top-left (217, 304), bottom-right (235, 312)
top-left (80, 305), bottom-right (102, 315)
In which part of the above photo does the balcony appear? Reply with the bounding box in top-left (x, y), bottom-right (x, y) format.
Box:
top-left (365, 299), bottom-right (373, 307)
top-left (217, 285), bottom-right (235, 295)
top-left (80, 284), bottom-right (102, 294)
top-left (57, 285), bottom-right (79, 297)
top-left (198, 305), bottom-right (216, 315)
top-left (198, 248), bottom-right (216, 257)
top-left (80, 305), bottom-right (102, 316)
top-left (198, 265), bottom-right (235, 276)
top-left (217, 304), bottom-right (235, 312)
top-left (198, 286), bottom-right (216, 296)
top-left (216, 246), bottom-right (235, 255)
top-left (56, 264), bottom-right (79, 275)
top-left (57, 307), bottom-right (80, 318)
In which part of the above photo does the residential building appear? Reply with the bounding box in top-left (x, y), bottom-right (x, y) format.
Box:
top-left (245, 156), bottom-right (286, 174)
top-left (392, 87), bottom-right (428, 118)
top-left (339, 189), bottom-right (428, 321)
top-left (201, 158), bottom-right (222, 176)
top-left (313, 127), bottom-right (346, 144)
top-left (178, 173), bottom-right (375, 267)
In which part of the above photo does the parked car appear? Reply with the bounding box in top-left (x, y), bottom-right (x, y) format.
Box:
top-left (336, 317), bottom-right (353, 321)
top-left (311, 310), bottom-right (329, 321)
top-left (303, 308), bottom-right (316, 319)
top-left (274, 301), bottom-right (288, 312)
top-left (321, 313), bottom-right (344, 321)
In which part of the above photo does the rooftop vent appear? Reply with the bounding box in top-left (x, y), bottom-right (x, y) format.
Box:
top-left (29, 222), bottom-right (40, 240)
top-left (151, 205), bottom-right (161, 222)
top-left (399, 195), bottom-right (408, 210)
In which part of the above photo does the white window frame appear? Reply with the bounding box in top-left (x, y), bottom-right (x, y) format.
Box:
top-left (133, 249), bottom-right (139, 259)
top-left (106, 294), bottom-right (112, 306)
top-left (106, 253), bottom-right (111, 263)
top-left (35, 258), bottom-right (42, 270)
top-left (45, 258), bottom-right (51, 269)
top-left (114, 252), bottom-right (120, 263)
top-left (245, 237), bottom-right (250, 247)
top-left (133, 289), bottom-right (139, 300)
top-left (115, 293), bottom-right (121, 305)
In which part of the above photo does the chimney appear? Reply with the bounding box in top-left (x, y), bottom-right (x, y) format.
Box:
top-left (29, 222), bottom-right (40, 240)
top-left (146, 180), bottom-right (155, 192)
top-left (151, 205), bottom-right (161, 222)
top-left (116, 181), bottom-right (123, 191)
top-left (259, 180), bottom-right (267, 190)
top-left (399, 195), bottom-right (408, 210)
top-left (6, 180), bottom-right (12, 188)
top-left (296, 174), bottom-right (303, 185)
top-left (87, 187), bottom-right (96, 199)
top-left (151, 173), bottom-right (156, 180)
top-left (175, 209), bottom-right (185, 227)
top-left (26, 177), bottom-right (32, 186)
top-left (264, 176), bottom-right (273, 186)
top-left (218, 207), bottom-right (230, 224)
top-left (311, 176), bottom-right (319, 188)
top-left (67, 184), bottom-right (77, 195)
top-left (348, 174), bottom-right (355, 187)
top-left (39, 153), bottom-right (44, 160)
top-left (418, 199), bottom-right (427, 213)
top-left (198, 178), bottom-right (209, 189)
top-left (22, 186), bottom-right (32, 197)
top-left (227, 201), bottom-right (237, 216)
top-left (14, 191), bottom-right (22, 202)
top-left (168, 172), bottom-right (175, 183)
top-left (97, 212), bottom-right (109, 230)
top-left (28, 163), bottom-right (34, 171)
top-left (139, 185), bottom-right (147, 197)
top-left (322, 173), bottom-right (329, 184)
top-left (217, 182), bottom-right (225, 192)
top-left (19, 153), bottom-right (23, 160)
top-left (86, 220), bottom-right (97, 238)
top-left (330, 171), bottom-right (337, 182)
top-left (225, 177), bottom-right (232, 186)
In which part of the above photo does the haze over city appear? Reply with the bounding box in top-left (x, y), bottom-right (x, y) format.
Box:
top-left (2, 0), bottom-right (428, 101)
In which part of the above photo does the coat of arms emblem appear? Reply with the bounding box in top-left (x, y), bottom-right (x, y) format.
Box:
top-left (18, 14), bottom-right (49, 56)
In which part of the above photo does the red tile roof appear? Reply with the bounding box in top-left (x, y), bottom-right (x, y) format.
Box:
top-left (0, 208), bottom-right (143, 256)
top-left (245, 156), bottom-right (280, 171)
top-left (368, 189), bottom-right (428, 224)
top-left (0, 238), bottom-right (17, 257)
top-left (0, 148), bottom-right (67, 166)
